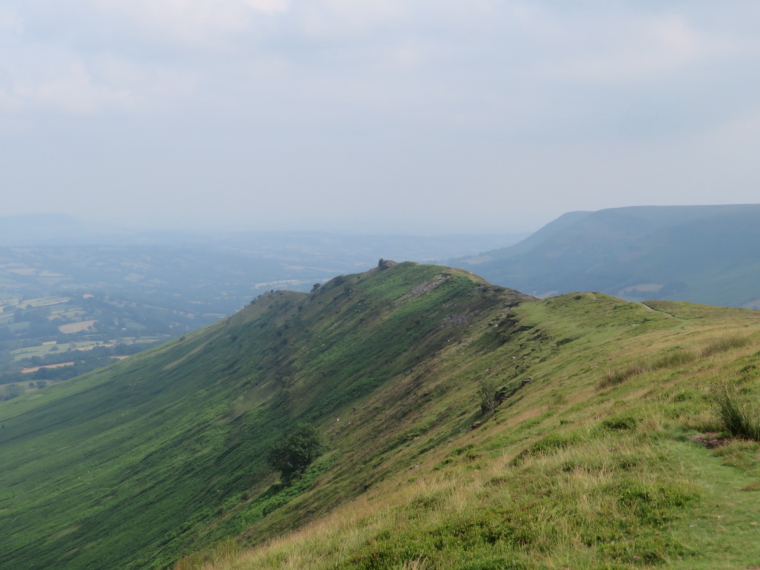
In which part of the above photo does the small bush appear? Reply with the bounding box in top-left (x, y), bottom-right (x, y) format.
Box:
top-left (598, 532), bottom-right (692, 566)
top-left (406, 492), bottom-right (447, 518)
top-left (714, 384), bottom-right (760, 441)
top-left (451, 444), bottom-right (476, 457)
top-left (616, 481), bottom-right (700, 525)
top-left (598, 346), bottom-right (720, 391)
top-left (549, 392), bottom-right (568, 407)
top-left (478, 377), bottom-right (499, 414)
top-left (527, 433), bottom-right (574, 454)
top-left (487, 476), bottom-right (509, 487)
top-left (267, 424), bottom-right (326, 484)
top-left (702, 336), bottom-right (751, 358)
top-left (680, 410), bottom-right (723, 433)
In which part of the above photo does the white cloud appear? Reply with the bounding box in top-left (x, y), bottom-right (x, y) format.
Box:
top-left (0, 44), bottom-right (198, 115)
top-left (4, 1), bottom-right (759, 120)
top-left (3, 0), bottom-right (760, 232)
top-left (0, 6), bottom-right (24, 36)
top-left (538, 14), bottom-right (740, 85)
top-left (296, 0), bottom-right (407, 39)
top-left (82, 0), bottom-right (289, 46)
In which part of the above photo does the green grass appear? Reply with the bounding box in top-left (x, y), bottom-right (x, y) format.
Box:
top-left (210, 434), bottom-right (760, 570)
top-left (2, 263), bottom-right (760, 570)
top-left (597, 336), bottom-right (754, 391)
top-left (702, 335), bottom-right (752, 357)
top-left (0, 264), bottom-right (516, 569)
top-left (187, 276), bottom-right (760, 570)
top-left (668, 442), bottom-right (760, 569)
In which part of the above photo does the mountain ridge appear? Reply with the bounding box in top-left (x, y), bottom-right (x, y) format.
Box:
top-left (2, 263), bottom-right (529, 569)
top-left (1, 261), bottom-right (760, 569)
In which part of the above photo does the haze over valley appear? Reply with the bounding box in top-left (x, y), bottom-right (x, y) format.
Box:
top-left (3, 1), bottom-right (760, 569)
top-left (0, 214), bottom-right (528, 395)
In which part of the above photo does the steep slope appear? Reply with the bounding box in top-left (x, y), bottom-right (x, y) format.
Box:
top-left (463, 204), bottom-right (760, 308)
top-left (0, 263), bottom-right (526, 570)
top-left (182, 295), bottom-right (760, 570)
top-left (3, 262), bottom-right (760, 570)
top-left (480, 210), bottom-right (592, 261)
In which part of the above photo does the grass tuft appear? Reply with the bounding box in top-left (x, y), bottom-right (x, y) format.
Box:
top-left (714, 384), bottom-right (760, 441)
top-left (652, 350), bottom-right (695, 369)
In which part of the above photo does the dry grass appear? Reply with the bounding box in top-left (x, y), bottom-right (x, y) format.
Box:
top-left (701, 335), bottom-right (752, 358)
top-left (176, 432), bottom-right (699, 570)
top-left (597, 364), bottom-right (648, 390)
top-left (166, 292), bottom-right (760, 570)
top-left (679, 409), bottom-right (723, 433)
top-left (598, 335), bottom-right (756, 392)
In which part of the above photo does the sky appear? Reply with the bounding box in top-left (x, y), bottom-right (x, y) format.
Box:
top-left (1, 1), bottom-right (760, 234)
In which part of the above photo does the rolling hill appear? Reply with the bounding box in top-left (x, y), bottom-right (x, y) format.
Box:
top-left (460, 204), bottom-right (760, 308)
top-left (1, 262), bottom-right (760, 570)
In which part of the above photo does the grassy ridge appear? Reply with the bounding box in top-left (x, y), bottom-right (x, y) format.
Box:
top-left (177, 293), bottom-right (760, 569)
top-left (2, 263), bottom-right (760, 569)
top-left (1, 263), bottom-right (521, 570)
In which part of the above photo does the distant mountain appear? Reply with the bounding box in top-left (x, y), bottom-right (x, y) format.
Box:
top-left (460, 204), bottom-right (760, 308)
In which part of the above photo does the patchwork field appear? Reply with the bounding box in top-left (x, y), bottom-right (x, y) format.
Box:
top-left (58, 319), bottom-right (97, 333)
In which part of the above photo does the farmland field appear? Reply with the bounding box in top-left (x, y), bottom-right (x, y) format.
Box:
top-left (58, 320), bottom-right (97, 333)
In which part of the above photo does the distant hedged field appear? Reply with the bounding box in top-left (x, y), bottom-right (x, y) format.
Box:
top-left (0, 292), bottom-right (203, 400)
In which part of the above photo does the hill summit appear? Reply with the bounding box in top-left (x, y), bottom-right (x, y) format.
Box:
top-left (1, 261), bottom-right (760, 570)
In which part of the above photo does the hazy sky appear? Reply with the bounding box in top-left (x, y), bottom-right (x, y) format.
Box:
top-left (1, 1), bottom-right (760, 234)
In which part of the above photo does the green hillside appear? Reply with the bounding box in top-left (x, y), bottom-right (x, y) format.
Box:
top-left (462, 204), bottom-right (760, 308)
top-left (2, 262), bottom-right (760, 570)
